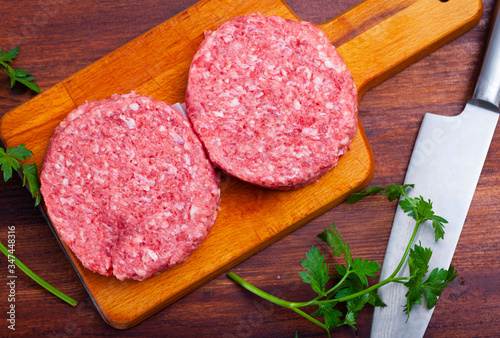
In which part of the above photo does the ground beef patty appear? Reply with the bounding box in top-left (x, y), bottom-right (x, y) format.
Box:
top-left (186, 13), bottom-right (358, 189)
top-left (40, 93), bottom-right (220, 281)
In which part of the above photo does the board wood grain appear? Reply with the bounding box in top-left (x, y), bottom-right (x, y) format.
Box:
top-left (0, 0), bottom-right (482, 329)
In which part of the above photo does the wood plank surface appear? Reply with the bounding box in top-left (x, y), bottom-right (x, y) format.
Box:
top-left (0, 0), bottom-right (482, 329)
top-left (1, 0), bottom-right (499, 337)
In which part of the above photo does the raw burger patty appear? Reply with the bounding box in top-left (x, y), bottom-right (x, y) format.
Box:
top-left (186, 13), bottom-right (358, 189)
top-left (40, 93), bottom-right (220, 281)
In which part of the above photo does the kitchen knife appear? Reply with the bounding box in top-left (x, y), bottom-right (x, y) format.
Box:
top-left (370, 2), bottom-right (500, 337)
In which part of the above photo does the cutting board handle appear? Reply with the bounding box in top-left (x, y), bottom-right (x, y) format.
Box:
top-left (316, 0), bottom-right (483, 98)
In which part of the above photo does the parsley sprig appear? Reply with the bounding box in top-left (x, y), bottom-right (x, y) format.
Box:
top-left (0, 144), bottom-right (41, 206)
top-left (0, 242), bottom-right (77, 307)
top-left (228, 184), bottom-right (457, 337)
top-left (0, 46), bottom-right (40, 93)
top-left (1, 144), bottom-right (75, 305)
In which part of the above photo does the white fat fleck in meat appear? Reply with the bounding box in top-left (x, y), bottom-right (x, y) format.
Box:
top-left (324, 60), bottom-right (334, 68)
top-left (190, 205), bottom-right (199, 220)
top-left (340, 136), bottom-right (350, 146)
top-left (164, 163), bottom-right (178, 175)
top-left (132, 235), bottom-right (144, 244)
top-left (293, 100), bottom-right (301, 110)
top-left (129, 103), bottom-right (139, 111)
top-left (212, 111), bottom-right (224, 117)
top-left (119, 114), bottom-right (136, 129)
top-left (228, 98), bottom-right (240, 107)
top-left (136, 269), bottom-right (147, 276)
top-left (302, 128), bottom-right (318, 136)
top-left (297, 66), bottom-right (312, 79)
top-left (313, 76), bottom-right (323, 84)
top-left (169, 131), bottom-right (185, 145)
top-left (146, 249), bottom-right (158, 261)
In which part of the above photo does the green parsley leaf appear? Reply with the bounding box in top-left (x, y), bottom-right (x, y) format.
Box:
top-left (404, 276), bottom-right (423, 316)
top-left (6, 143), bottom-right (34, 160)
top-left (0, 147), bottom-right (21, 181)
top-left (21, 163), bottom-right (41, 206)
top-left (346, 184), bottom-right (414, 204)
top-left (343, 292), bottom-right (374, 328)
top-left (311, 303), bottom-right (343, 329)
top-left (0, 144), bottom-right (41, 206)
top-left (12, 68), bottom-right (40, 93)
top-left (414, 197), bottom-right (447, 240)
top-left (0, 46), bottom-right (40, 93)
top-left (0, 46), bottom-right (19, 63)
top-left (347, 292), bottom-right (371, 313)
top-left (421, 265), bottom-right (457, 309)
top-left (334, 264), bottom-right (360, 295)
top-left (415, 197), bottom-right (433, 218)
top-left (333, 264), bottom-right (385, 308)
top-left (404, 245), bottom-right (457, 316)
top-left (368, 290), bottom-right (386, 308)
top-left (382, 184), bottom-right (414, 201)
top-left (342, 307), bottom-right (357, 328)
top-left (430, 216), bottom-right (447, 241)
top-left (408, 244), bottom-right (432, 276)
top-left (351, 258), bottom-right (380, 287)
top-left (398, 197), bottom-right (415, 215)
top-left (299, 247), bottom-right (329, 297)
top-left (400, 196), bottom-right (447, 241)
top-left (318, 223), bottom-right (352, 267)
top-left (345, 186), bottom-right (385, 203)
top-left (0, 144), bottom-right (34, 181)
top-left (404, 244), bottom-right (432, 315)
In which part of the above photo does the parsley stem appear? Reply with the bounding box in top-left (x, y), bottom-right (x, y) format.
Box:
top-left (315, 276), bottom-right (409, 305)
top-left (0, 241), bottom-right (78, 306)
top-left (290, 307), bottom-right (328, 330)
top-left (320, 269), bottom-right (351, 300)
top-left (228, 272), bottom-right (408, 318)
top-left (227, 272), bottom-right (293, 308)
top-left (227, 272), bottom-right (329, 333)
top-left (388, 219), bottom-right (422, 280)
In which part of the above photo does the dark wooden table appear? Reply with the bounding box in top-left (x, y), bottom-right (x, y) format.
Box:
top-left (1, 0), bottom-right (499, 336)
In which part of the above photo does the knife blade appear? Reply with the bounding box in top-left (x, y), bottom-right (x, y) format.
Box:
top-left (371, 2), bottom-right (500, 337)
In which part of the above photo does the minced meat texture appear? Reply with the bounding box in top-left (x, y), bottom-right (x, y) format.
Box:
top-left (40, 93), bottom-right (220, 281)
top-left (186, 13), bottom-right (358, 189)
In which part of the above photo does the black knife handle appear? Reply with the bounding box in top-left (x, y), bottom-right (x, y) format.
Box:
top-left (473, 0), bottom-right (500, 110)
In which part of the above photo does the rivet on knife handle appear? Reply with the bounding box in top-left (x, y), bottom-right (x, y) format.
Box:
top-left (473, 1), bottom-right (500, 109)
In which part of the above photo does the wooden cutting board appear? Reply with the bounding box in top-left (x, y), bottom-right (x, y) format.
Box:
top-left (0, 0), bottom-right (481, 330)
